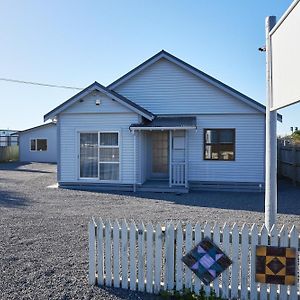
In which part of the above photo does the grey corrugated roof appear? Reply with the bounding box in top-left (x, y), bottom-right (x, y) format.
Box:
top-left (130, 116), bottom-right (197, 129)
top-left (19, 122), bottom-right (56, 134)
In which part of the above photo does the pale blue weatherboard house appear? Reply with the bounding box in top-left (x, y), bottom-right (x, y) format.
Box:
top-left (44, 50), bottom-right (281, 192)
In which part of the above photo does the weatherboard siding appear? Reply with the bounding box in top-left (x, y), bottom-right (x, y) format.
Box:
top-left (19, 124), bottom-right (57, 163)
top-left (115, 58), bottom-right (258, 115)
top-left (187, 114), bottom-right (265, 183)
top-left (65, 92), bottom-right (132, 114)
top-left (59, 113), bottom-right (138, 183)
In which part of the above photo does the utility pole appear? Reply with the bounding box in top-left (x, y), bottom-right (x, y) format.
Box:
top-left (265, 16), bottom-right (277, 230)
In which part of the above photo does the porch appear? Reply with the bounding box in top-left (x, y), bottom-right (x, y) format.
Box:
top-left (130, 116), bottom-right (197, 192)
top-left (137, 179), bottom-right (189, 193)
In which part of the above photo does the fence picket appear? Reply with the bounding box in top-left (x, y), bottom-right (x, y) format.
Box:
top-left (166, 222), bottom-right (175, 290)
top-left (213, 223), bottom-right (220, 297)
top-left (154, 223), bottom-right (162, 294)
top-left (175, 223), bottom-right (183, 292)
top-left (121, 220), bottom-right (128, 289)
top-left (204, 223), bottom-right (211, 295)
top-left (269, 225), bottom-right (279, 300)
top-left (231, 223), bottom-right (239, 299)
top-left (241, 224), bottom-right (249, 300)
top-left (279, 226), bottom-right (288, 300)
top-left (259, 225), bottom-right (268, 300)
top-left (113, 220), bottom-right (120, 288)
top-left (105, 220), bottom-right (112, 287)
top-left (130, 221), bottom-right (137, 291)
top-left (289, 226), bottom-right (298, 300)
top-left (146, 223), bottom-right (154, 294)
top-left (249, 224), bottom-right (258, 300)
top-left (138, 222), bottom-right (145, 292)
top-left (88, 220), bottom-right (96, 285)
top-left (185, 223), bottom-right (193, 290)
top-left (89, 219), bottom-right (299, 299)
top-left (96, 218), bottom-right (104, 286)
top-left (194, 223), bottom-right (202, 295)
top-left (221, 223), bottom-right (230, 299)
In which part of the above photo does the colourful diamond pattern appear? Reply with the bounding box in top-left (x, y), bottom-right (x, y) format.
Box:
top-left (182, 238), bottom-right (232, 285)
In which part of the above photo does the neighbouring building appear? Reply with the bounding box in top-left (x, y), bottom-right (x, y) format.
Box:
top-left (19, 122), bottom-right (57, 163)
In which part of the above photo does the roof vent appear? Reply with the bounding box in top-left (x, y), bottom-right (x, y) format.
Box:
top-left (95, 99), bottom-right (101, 106)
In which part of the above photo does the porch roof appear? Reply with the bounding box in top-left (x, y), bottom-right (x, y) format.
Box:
top-left (130, 116), bottom-right (197, 130)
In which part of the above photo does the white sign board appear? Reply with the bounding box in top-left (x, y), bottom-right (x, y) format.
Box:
top-left (270, 0), bottom-right (300, 111)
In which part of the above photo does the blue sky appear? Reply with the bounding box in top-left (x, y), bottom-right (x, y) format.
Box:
top-left (0, 0), bottom-right (298, 134)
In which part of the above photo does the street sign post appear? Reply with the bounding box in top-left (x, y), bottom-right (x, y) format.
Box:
top-left (265, 0), bottom-right (300, 230)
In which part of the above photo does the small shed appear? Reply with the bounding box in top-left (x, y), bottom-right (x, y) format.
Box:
top-left (19, 122), bottom-right (57, 163)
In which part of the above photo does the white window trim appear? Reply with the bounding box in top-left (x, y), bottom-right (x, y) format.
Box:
top-left (78, 131), bottom-right (121, 183)
top-left (29, 138), bottom-right (48, 152)
top-left (98, 131), bottom-right (120, 182)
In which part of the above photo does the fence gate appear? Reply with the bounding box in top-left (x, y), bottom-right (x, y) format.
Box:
top-left (88, 219), bottom-right (299, 299)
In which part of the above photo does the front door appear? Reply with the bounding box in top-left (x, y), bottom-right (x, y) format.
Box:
top-left (151, 131), bottom-right (169, 178)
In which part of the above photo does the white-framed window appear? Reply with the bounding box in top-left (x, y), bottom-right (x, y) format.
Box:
top-left (30, 139), bottom-right (47, 151)
top-left (79, 132), bottom-right (120, 181)
top-left (99, 132), bottom-right (119, 181)
top-left (80, 133), bottom-right (98, 178)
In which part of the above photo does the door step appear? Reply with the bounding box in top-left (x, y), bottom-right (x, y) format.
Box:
top-left (137, 185), bottom-right (189, 193)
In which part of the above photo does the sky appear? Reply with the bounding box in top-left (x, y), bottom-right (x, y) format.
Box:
top-left (0, 0), bottom-right (298, 134)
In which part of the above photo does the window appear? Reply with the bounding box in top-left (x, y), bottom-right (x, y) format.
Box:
top-left (80, 133), bottom-right (98, 178)
top-left (30, 139), bottom-right (47, 151)
top-left (99, 132), bottom-right (119, 180)
top-left (204, 129), bottom-right (235, 160)
top-left (79, 132), bottom-right (120, 181)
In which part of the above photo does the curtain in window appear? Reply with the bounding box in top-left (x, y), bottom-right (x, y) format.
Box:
top-left (100, 133), bottom-right (118, 146)
top-left (80, 133), bottom-right (98, 178)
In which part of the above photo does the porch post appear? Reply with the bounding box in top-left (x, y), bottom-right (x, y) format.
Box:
top-left (169, 130), bottom-right (172, 187)
top-left (133, 131), bottom-right (137, 192)
top-left (185, 130), bottom-right (188, 188)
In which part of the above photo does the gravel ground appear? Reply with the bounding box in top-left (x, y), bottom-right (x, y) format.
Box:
top-left (0, 162), bottom-right (299, 300)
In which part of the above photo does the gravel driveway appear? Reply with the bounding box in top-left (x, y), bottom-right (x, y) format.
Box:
top-left (0, 162), bottom-right (299, 299)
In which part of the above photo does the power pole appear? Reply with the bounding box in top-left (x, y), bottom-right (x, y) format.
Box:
top-left (265, 16), bottom-right (277, 230)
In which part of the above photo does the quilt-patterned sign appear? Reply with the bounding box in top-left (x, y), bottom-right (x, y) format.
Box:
top-left (256, 245), bottom-right (296, 285)
top-left (182, 238), bottom-right (232, 285)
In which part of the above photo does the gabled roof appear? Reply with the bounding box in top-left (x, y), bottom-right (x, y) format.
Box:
top-left (44, 81), bottom-right (155, 122)
top-left (108, 50), bottom-right (282, 121)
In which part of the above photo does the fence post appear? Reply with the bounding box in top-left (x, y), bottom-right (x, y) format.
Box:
top-left (289, 226), bottom-right (298, 300)
top-left (165, 222), bottom-right (175, 291)
top-left (113, 220), bottom-right (120, 288)
top-left (154, 223), bottom-right (162, 294)
top-left (175, 223), bottom-right (183, 292)
top-left (146, 223), bottom-right (154, 294)
top-left (121, 220), bottom-right (128, 289)
top-left (138, 222), bottom-right (145, 292)
top-left (96, 218), bottom-right (104, 286)
top-left (269, 226), bottom-right (279, 300)
top-left (130, 221), bottom-right (137, 291)
top-left (88, 220), bottom-right (96, 285)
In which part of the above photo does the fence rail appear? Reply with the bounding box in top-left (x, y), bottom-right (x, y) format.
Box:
top-left (278, 143), bottom-right (300, 184)
top-left (89, 219), bottom-right (299, 299)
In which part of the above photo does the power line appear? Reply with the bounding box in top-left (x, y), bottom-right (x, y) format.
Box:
top-left (0, 77), bottom-right (83, 90)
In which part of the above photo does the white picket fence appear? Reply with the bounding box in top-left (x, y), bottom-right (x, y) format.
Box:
top-left (88, 219), bottom-right (299, 299)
